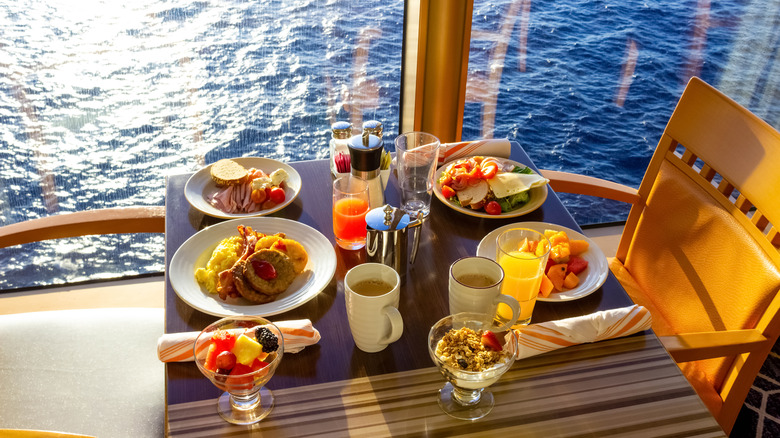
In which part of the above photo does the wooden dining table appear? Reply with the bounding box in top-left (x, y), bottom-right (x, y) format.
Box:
top-left (163, 143), bottom-right (725, 437)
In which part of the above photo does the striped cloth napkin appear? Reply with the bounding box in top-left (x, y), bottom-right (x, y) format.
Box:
top-left (514, 305), bottom-right (652, 359)
top-left (437, 138), bottom-right (511, 166)
top-left (157, 319), bottom-right (321, 362)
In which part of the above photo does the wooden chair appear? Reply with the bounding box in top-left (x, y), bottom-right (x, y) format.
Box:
top-left (0, 206), bottom-right (165, 248)
top-left (541, 76), bottom-right (780, 434)
top-left (0, 207), bottom-right (166, 437)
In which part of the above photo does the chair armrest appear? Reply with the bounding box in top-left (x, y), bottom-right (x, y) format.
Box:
top-left (659, 329), bottom-right (770, 363)
top-left (0, 206), bottom-right (165, 248)
top-left (540, 169), bottom-right (640, 204)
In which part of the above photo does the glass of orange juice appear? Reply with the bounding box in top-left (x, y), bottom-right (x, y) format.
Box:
top-left (333, 175), bottom-right (370, 250)
top-left (496, 228), bottom-right (551, 326)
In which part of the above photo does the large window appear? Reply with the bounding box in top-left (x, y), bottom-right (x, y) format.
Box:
top-left (0, 0), bottom-right (404, 290)
top-left (464, 0), bottom-right (780, 224)
top-left (1, 0), bottom-right (778, 290)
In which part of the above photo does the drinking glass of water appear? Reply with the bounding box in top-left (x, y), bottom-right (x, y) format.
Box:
top-left (394, 132), bottom-right (440, 217)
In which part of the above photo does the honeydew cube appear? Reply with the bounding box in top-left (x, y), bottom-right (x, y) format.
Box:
top-left (232, 334), bottom-right (263, 366)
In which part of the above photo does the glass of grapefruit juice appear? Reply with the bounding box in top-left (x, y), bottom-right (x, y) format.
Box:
top-left (333, 175), bottom-right (370, 250)
top-left (496, 228), bottom-right (551, 326)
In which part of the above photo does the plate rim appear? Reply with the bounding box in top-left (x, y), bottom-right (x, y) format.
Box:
top-left (433, 156), bottom-right (548, 219)
top-left (184, 157), bottom-right (302, 219)
top-left (169, 217), bottom-right (336, 317)
top-left (476, 221), bottom-right (608, 302)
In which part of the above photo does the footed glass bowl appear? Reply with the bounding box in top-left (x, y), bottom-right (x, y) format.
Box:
top-left (193, 316), bottom-right (284, 425)
top-left (428, 312), bottom-right (518, 420)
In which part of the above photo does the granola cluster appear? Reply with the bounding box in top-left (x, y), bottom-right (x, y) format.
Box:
top-left (435, 327), bottom-right (508, 371)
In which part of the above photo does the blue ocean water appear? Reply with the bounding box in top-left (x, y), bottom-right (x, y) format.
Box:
top-left (0, 0), bottom-right (777, 290)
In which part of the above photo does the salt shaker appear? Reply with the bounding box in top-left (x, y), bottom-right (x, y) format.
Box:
top-left (362, 120), bottom-right (383, 138)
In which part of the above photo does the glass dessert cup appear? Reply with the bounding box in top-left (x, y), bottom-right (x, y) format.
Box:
top-left (193, 316), bottom-right (284, 425)
top-left (428, 312), bottom-right (518, 421)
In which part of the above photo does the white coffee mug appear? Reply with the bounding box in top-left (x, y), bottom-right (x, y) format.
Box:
top-left (448, 256), bottom-right (520, 332)
top-left (345, 263), bottom-right (403, 352)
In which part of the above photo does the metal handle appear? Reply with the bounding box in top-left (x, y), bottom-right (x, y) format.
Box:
top-left (409, 212), bottom-right (423, 264)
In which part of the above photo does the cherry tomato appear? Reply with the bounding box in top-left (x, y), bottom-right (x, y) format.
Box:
top-left (480, 162), bottom-right (498, 179)
top-left (484, 201), bottom-right (502, 215)
top-left (251, 189), bottom-right (267, 204)
top-left (441, 185), bottom-right (456, 199)
top-left (269, 187), bottom-right (286, 204)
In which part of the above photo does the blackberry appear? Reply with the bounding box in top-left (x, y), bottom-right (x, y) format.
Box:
top-left (254, 326), bottom-right (279, 352)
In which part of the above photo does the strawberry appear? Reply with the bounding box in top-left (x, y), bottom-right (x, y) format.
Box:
top-left (481, 331), bottom-right (503, 351)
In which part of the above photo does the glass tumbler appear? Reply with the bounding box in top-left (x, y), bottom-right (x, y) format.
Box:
top-left (333, 175), bottom-right (370, 250)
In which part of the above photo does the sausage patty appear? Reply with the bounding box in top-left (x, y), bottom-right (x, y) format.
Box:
top-left (243, 249), bottom-right (296, 296)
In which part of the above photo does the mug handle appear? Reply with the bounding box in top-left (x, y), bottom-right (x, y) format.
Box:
top-left (379, 306), bottom-right (404, 345)
top-left (492, 295), bottom-right (520, 332)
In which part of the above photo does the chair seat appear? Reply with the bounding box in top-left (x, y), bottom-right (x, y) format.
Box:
top-left (0, 308), bottom-right (164, 437)
top-left (610, 257), bottom-right (725, 418)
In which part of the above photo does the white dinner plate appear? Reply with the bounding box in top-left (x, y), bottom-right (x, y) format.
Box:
top-left (184, 157), bottom-right (302, 219)
top-left (476, 221), bottom-right (608, 302)
top-left (433, 156), bottom-right (548, 219)
top-left (169, 217), bottom-right (336, 317)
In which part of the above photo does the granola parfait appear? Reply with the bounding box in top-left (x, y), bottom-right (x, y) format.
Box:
top-left (428, 312), bottom-right (518, 421)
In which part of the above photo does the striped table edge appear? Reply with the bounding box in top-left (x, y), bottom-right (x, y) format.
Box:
top-left (167, 335), bottom-right (726, 437)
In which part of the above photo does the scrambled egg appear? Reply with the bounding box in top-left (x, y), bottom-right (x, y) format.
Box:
top-left (194, 235), bottom-right (244, 294)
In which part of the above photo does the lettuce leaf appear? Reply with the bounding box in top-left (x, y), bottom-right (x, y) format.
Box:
top-left (496, 190), bottom-right (530, 212)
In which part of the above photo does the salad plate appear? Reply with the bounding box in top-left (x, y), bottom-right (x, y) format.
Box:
top-left (169, 217), bottom-right (336, 317)
top-left (185, 157), bottom-right (302, 219)
top-left (476, 221), bottom-right (608, 302)
top-left (433, 156), bottom-right (548, 219)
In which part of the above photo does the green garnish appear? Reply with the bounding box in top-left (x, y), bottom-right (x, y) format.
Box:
top-left (512, 165), bottom-right (534, 174)
top-left (496, 191), bottom-right (530, 212)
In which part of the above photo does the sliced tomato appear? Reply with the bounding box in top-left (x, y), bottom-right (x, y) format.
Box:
top-left (465, 167), bottom-right (482, 184)
top-left (484, 201), bottom-right (502, 215)
top-left (441, 185), bottom-right (456, 199)
top-left (480, 162), bottom-right (498, 179)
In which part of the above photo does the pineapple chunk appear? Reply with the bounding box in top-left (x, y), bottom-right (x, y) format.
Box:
top-left (550, 241), bottom-right (571, 263)
top-left (232, 334), bottom-right (263, 366)
top-left (535, 239), bottom-right (550, 257)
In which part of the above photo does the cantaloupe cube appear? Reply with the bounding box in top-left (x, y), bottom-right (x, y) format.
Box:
top-left (569, 240), bottom-right (589, 256)
top-left (563, 272), bottom-right (579, 289)
top-left (204, 343), bottom-right (218, 372)
top-left (539, 274), bottom-right (554, 298)
top-left (547, 263), bottom-right (568, 291)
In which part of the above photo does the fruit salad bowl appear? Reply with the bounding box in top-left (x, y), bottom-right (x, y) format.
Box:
top-left (428, 312), bottom-right (518, 420)
top-left (193, 316), bottom-right (284, 425)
